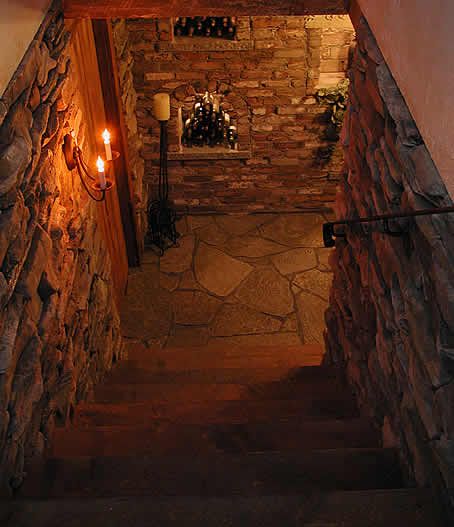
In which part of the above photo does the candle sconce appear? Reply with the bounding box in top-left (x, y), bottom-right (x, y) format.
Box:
top-left (62, 132), bottom-right (118, 202)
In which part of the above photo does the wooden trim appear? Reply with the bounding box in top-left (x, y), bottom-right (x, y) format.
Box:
top-left (92, 19), bottom-right (140, 267)
top-left (63, 0), bottom-right (347, 18)
top-left (69, 19), bottom-right (130, 303)
top-left (345, 0), bottom-right (363, 31)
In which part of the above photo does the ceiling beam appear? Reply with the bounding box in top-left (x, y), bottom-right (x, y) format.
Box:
top-left (63, 1), bottom-right (348, 19)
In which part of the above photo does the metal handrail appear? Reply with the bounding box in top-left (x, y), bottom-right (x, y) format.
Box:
top-left (323, 204), bottom-right (454, 247)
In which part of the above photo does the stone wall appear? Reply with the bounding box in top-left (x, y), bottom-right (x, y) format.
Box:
top-left (0, 3), bottom-right (123, 494)
top-left (124, 16), bottom-right (355, 213)
top-left (325, 16), bottom-right (454, 512)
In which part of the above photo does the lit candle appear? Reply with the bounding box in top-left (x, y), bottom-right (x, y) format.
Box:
top-left (102, 129), bottom-right (113, 161)
top-left (96, 156), bottom-right (107, 190)
top-left (153, 93), bottom-right (170, 121)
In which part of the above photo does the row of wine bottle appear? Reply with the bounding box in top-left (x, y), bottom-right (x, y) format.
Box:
top-left (181, 92), bottom-right (238, 149)
top-left (174, 17), bottom-right (238, 40)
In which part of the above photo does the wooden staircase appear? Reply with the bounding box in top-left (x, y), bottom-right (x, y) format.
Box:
top-left (3, 344), bottom-right (446, 526)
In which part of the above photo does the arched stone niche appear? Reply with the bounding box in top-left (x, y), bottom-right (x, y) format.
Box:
top-left (168, 81), bottom-right (251, 160)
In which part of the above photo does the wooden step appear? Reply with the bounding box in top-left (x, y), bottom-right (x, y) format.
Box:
top-left (94, 373), bottom-right (354, 404)
top-left (102, 365), bottom-right (342, 386)
top-left (51, 418), bottom-right (379, 457)
top-left (20, 448), bottom-right (402, 498)
top-left (75, 396), bottom-right (359, 427)
top-left (125, 344), bottom-right (324, 370)
top-left (4, 489), bottom-right (446, 527)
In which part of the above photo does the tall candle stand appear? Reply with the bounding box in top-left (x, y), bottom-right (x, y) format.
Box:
top-left (146, 93), bottom-right (180, 255)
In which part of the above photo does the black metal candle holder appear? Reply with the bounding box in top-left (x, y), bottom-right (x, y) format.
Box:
top-left (146, 120), bottom-right (180, 255)
top-left (62, 134), bottom-right (116, 202)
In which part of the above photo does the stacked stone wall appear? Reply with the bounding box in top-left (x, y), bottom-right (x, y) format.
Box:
top-left (0, 3), bottom-right (123, 493)
top-left (123, 16), bottom-right (355, 212)
top-left (112, 19), bottom-right (147, 246)
top-left (325, 16), bottom-right (454, 511)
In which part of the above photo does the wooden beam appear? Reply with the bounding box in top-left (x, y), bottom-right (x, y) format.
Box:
top-left (92, 19), bottom-right (140, 266)
top-left (64, 1), bottom-right (347, 18)
top-left (69, 20), bottom-right (130, 301)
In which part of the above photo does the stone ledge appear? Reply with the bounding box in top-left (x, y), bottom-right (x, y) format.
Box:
top-left (157, 38), bottom-right (252, 52)
top-left (168, 149), bottom-right (252, 161)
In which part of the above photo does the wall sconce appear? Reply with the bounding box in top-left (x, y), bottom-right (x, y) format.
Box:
top-left (62, 130), bottom-right (118, 202)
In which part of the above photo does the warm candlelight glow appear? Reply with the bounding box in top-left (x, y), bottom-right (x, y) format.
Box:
top-left (153, 93), bottom-right (171, 121)
top-left (96, 156), bottom-right (105, 173)
top-left (97, 156), bottom-right (107, 190)
top-left (102, 129), bottom-right (111, 144)
top-left (102, 129), bottom-right (113, 161)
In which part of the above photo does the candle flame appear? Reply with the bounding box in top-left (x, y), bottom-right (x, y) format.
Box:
top-left (102, 129), bottom-right (111, 144)
top-left (96, 156), bottom-right (105, 172)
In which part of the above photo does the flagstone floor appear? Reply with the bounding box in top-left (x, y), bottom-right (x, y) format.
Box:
top-left (120, 213), bottom-right (334, 349)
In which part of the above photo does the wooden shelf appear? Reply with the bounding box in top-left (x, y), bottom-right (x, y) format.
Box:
top-left (168, 149), bottom-right (251, 161)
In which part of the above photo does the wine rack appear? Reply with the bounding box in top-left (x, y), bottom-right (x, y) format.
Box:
top-left (182, 92), bottom-right (238, 149)
top-left (174, 17), bottom-right (238, 40)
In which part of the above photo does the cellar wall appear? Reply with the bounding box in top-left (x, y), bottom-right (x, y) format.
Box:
top-left (122, 16), bottom-right (355, 212)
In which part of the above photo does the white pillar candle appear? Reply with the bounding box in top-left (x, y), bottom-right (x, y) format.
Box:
top-left (153, 93), bottom-right (170, 121)
top-left (102, 129), bottom-right (113, 161)
top-left (96, 156), bottom-right (107, 190)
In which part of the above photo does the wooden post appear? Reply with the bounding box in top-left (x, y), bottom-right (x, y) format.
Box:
top-left (92, 19), bottom-right (140, 267)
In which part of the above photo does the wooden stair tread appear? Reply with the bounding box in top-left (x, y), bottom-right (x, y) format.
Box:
top-left (102, 365), bottom-right (343, 385)
top-left (124, 344), bottom-right (324, 370)
top-left (126, 343), bottom-right (324, 358)
top-left (51, 418), bottom-right (379, 457)
top-left (4, 489), bottom-right (446, 527)
top-left (75, 396), bottom-right (359, 426)
top-left (20, 448), bottom-right (403, 498)
top-left (94, 375), bottom-right (354, 403)
top-left (5, 340), bottom-right (447, 526)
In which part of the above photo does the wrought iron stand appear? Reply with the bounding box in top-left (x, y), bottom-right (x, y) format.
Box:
top-left (147, 120), bottom-right (179, 255)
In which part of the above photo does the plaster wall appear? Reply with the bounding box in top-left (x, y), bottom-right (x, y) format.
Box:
top-left (357, 0), bottom-right (454, 198)
top-left (0, 0), bottom-right (51, 96)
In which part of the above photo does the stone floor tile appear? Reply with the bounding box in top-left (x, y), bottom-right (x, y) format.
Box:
top-left (271, 248), bottom-right (317, 275)
top-left (121, 213), bottom-right (333, 348)
top-left (316, 248), bottom-right (334, 271)
top-left (121, 287), bottom-right (172, 340)
top-left (225, 235), bottom-right (288, 258)
top-left (175, 216), bottom-right (189, 236)
top-left (215, 215), bottom-right (271, 236)
top-left (282, 313), bottom-right (298, 332)
top-left (293, 269), bottom-right (333, 301)
top-left (195, 242), bottom-right (253, 297)
top-left (296, 290), bottom-right (328, 346)
top-left (159, 235), bottom-right (195, 273)
top-left (259, 214), bottom-right (325, 247)
top-left (187, 215), bottom-right (214, 231)
top-left (141, 250), bottom-right (160, 265)
top-left (159, 273), bottom-right (180, 292)
top-left (173, 290), bottom-right (222, 325)
top-left (235, 267), bottom-right (293, 316)
top-left (179, 269), bottom-right (200, 290)
top-left (211, 304), bottom-right (281, 337)
top-left (196, 223), bottom-right (230, 246)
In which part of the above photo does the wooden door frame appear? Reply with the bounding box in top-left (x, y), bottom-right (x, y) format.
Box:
top-left (92, 19), bottom-right (141, 267)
